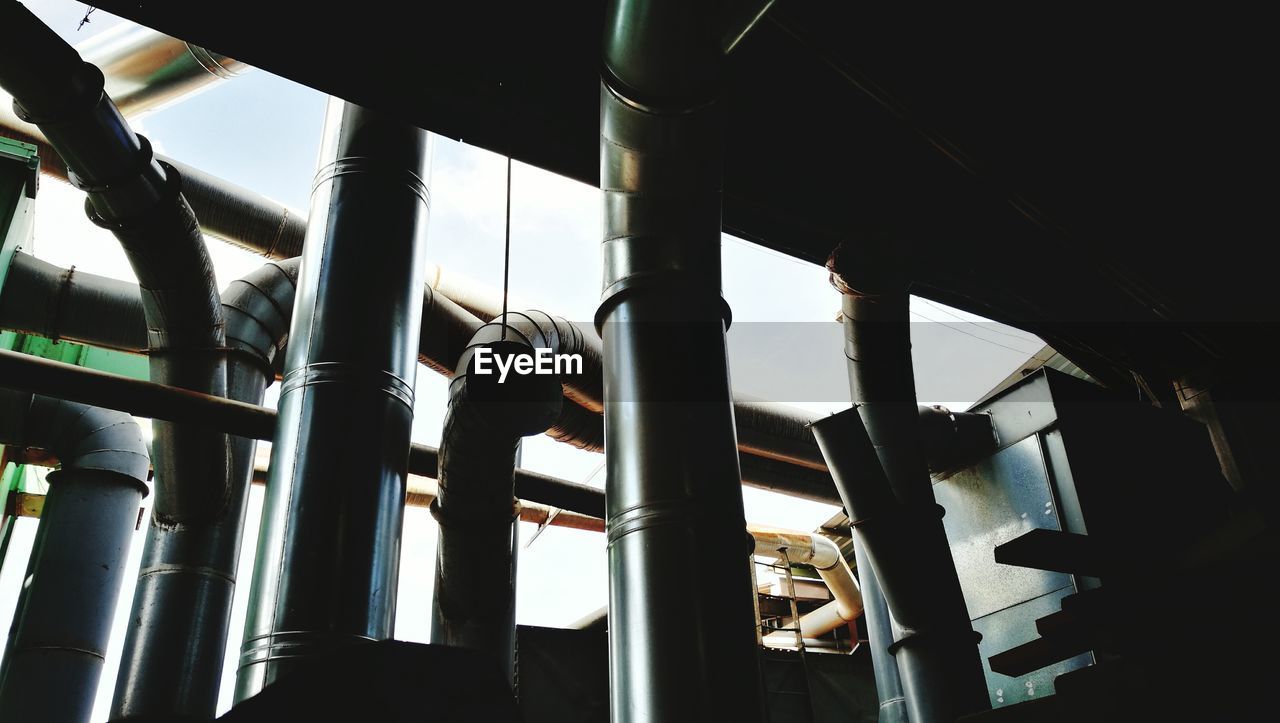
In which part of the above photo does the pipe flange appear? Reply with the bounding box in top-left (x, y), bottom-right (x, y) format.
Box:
top-left (886, 627), bottom-right (983, 656)
top-left (82, 156), bottom-right (183, 230)
top-left (594, 269), bottom-right (732, 334)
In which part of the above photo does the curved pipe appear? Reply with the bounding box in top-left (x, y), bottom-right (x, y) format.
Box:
top-left (0, 389), bottom-right (149, 723)
top-left (751, 528), bottom-right (863, 639)
top-left (431, 310), bottom-right (571, 681)
top-left (112, 259), bottom-right (299, 720)
top-left (0, 4), bottom-right (230, 530)
top-left (0, 253), bottom-right (860, 505)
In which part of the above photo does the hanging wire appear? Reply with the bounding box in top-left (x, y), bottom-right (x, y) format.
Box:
top-left (501, 156), bottom-right (512, 340)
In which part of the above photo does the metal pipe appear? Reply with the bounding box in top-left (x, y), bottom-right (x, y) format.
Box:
top-left (0, 3), bottom-right (230, 531)
top-left (812, 406), bottom-right (989, 722)
top-left (600, 2), bottom-right (765, 719)
top-left (0, 348), bottom-right (605, 517)
top-left (854, 539), bottom-right (908, 723)
top-left (431, 311), bottom-right (576, 681)
top-left (0, 251), bottom-right (148, 352)
top-left (0, 22), bottom-right (244, 131)
top-left (235, 99), bottom-right (432, 699)
top-left (0, 389), bottom-right (149, 723)
top-left (751, 528), bottom-right (863, 639)
top-left (112, 259), bottom-right (299, 720)
top-left (0, 253), bottom-right (859, 505)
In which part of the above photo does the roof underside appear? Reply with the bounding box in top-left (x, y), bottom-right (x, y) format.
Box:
top-left (90, 1), bottom-right (1274, 389)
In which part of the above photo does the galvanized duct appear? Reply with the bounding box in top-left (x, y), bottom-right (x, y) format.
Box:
top-left (0, 345), bottom-right (607, 520)
top-left (0, 252), bottom-right (856, 504)
top-left (0, 4), bottom-right (230, 530)
top-left (431, 311), bottom-right (576, 681)
top-left (0, 389), bottom-right (149, 723)
top-left (112, 259), bottom-right (299, 720)
top-left (0, 251), bottom-right (148, 352)
top-left (817, 241), bottom-right (990, 722)
top-left (235, 100), bottom-right (432, 699)
top-left (853, 541), bottom-right (908, 723)
top-left (599, 1), bottom-right (766, 720)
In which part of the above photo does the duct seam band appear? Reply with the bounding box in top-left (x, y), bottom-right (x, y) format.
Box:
top-left (886, 628), bottom-right (984, 655)
top-left (136, 563), bottom-right (236, 583)
top-left (594, 269), bottom-right (732, 333)
top-left (237, 631), bottom-right (378, 668)
top-left (310, 157), bottom-right (431, 207)
top-left (279, 362), bottom-right (415, 409)
top-left (184, 43), bottom-right (242, 80)
top-left (606, 499), bottom-right (711, 545)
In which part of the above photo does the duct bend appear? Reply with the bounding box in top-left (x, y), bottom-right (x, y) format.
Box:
top-left (112, 258), bottom-right (299, 720)
top-left (752, 529), bottom-right (864, 639)
top-left (0, 389), bottom-right (149, 723)
top-left (431, 310), bottom-right (572, 681)
top-left (0, 5), bottom-right (229, 527)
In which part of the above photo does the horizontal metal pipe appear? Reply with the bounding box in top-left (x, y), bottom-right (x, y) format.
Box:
top-left (0, 347), bottom-right (604, 518)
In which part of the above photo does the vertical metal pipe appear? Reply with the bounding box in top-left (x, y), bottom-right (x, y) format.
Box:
top-left (852, 541), bottom-right (908, 723)
top-left (235, 100), bottom-right (431, 700)
top-left (599, 2), bottom-right (765, 720)
top-left (0, 472), bottom-right (145, 723)
top-left (112, 260), bottom-right (299, 720)
top-left (0, 391), bottom-right (150, 723)
top-left (825, 283), bottom-right (989, 721)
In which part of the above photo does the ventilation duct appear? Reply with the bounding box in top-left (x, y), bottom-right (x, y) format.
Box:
top-left (599, 1), bottom-right (766, 719)
top-left (814, 242), bottom-right (991, 721)
top-left (236, 99), bottom-right (432, 699)
top-left (0, 390), bottom-right (149, 723)
top-left (0, 5), bottom-right (231, 535)
top-left (431, 311), bottom-right (584, 681)
top-left (0, 251), bottom-right (870, 505)
top-left (112, 259), bottom-right (299, 720)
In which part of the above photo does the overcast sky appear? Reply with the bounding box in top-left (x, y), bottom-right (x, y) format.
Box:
top-left (0, 2), bottom-right (1048, 719)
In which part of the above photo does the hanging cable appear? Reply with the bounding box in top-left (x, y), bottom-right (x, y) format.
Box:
top-left (501, 157), bottom-right (512, 340)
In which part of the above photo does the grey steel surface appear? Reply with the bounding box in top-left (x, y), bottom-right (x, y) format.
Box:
top-left (972, 588), bottom-right (1091, 709)
top-left (934, 436), bottom-right (1074, 620)
top-left (235, 100), bottom-right (432, 699)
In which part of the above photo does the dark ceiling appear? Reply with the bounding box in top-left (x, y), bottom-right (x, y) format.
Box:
top-left (91, 1), bottom-right (1275, 391)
